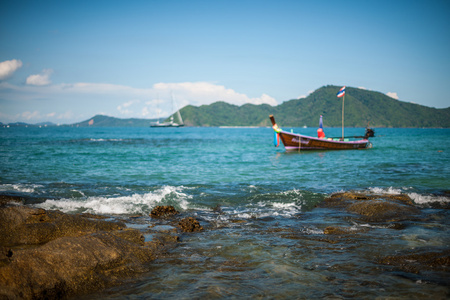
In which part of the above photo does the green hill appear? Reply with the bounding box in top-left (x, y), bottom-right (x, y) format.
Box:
top-left (69, 115), bottom-right (161, 127)
top-left (65, 85), bottom-right (449, 128)
top-left (180, 85), bottom-right (450, 127)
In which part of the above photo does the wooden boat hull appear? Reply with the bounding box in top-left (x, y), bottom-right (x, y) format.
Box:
top-left (277, 131), bottom-right (371, 151)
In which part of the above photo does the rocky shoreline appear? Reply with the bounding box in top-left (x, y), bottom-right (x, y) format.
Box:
top-left (0, 197), bottom-right (201, 299)
top-left (1, 192), bottom-right (449, 299)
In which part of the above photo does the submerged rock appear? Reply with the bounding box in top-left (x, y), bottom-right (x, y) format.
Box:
top-left (347, 200), bottom-right (420, 222)
top-left (378, 249), bottom-right (450, 275)
top-left (320, 192), bottom-right (420, 223)
top-left (323, 226), bottom-right (368, 235)
top-left (0, 204), bottom-right (172, 299)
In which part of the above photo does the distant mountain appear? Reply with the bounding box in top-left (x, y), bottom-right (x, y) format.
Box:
top-left (1, 121), bottom-right (56, 127)
top-left (3, 85), bottom-right (448, 128)
top-left (69, 115), bottom-right (161, 127)
top-left (68, 115), bottom-right (167, 127)
top-left (180, 85), bottom-right (450, 127)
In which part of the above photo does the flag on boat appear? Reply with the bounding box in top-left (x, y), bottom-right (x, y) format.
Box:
top-left (319, 115), bottom-right (323, 129)
top-left (337, 86), bottom-right (345, 98)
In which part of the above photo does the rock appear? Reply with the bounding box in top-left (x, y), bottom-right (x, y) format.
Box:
top-left (0, 195), bottom-right (23, 206)
top-left (0, 206), bottom-right (126, 247)
top-left (0, 230), bottom-right (155, 299)
top-left (0, 205), bottom-right (173, 299)
top-left (320, 192), bottom-right (420, 223)
top-left (323, 226), bottom-right (368, 235)
top-left (178, 217), bottom-right (203, 232)
top-left (378, 249), bottom-right (450, 275)
top-left (150, 205), bottom-right (179, 218)
top-left (347, 200), bottom-right (420, 222)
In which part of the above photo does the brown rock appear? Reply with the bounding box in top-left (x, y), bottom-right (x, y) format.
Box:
top-left (0, 195), bottom-right (23, 206)
top-left (0, 205), bottom-right (172, 299)
top-left (320, 192), bottom-right (420, 223)
top-left (0, 230), bottom-right (155, 299)
top-left (178, 217), bottom-right (203, 232)
top-left (348, 200), bottom-right (420, 222)
top-left (0, 206), bottom-right (125, 247)
top-left (378, 249), bottom-right (450, 274)
top-left (150, 205), bottom-right (179, 218)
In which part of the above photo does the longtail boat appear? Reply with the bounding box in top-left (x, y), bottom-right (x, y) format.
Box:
top-left (270, 115), bottom-right (374, 151)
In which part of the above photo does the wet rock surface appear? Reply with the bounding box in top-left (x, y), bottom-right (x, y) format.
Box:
top-left (1, 193), bottom-right (448, 299)
top-left (378, 249), bottom-right (450, 274)
top-left (319, 191), bottom-right (421, 222)
top-left (178, 217), bottom-right (204, 232)
top-left (0, 201), bottom-right (199, 299)
top-left (150, 205), bottom-right (180, 218)
top-left (315, 191), bottom-right (450, 285)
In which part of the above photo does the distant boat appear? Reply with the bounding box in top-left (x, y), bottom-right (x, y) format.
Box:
top-left (150, 111), bottom-right (184, 127)
top-left (150, 95), bottom-right (184, 127)
top-left (270, 115), bottom-right (374, 151)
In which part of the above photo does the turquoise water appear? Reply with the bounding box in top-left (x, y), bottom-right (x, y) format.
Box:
top-left (1, 126), bottom-right (449, 298)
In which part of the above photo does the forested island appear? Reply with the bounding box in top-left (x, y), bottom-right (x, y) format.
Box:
top-left (3, 86), bottom-right (449, 128)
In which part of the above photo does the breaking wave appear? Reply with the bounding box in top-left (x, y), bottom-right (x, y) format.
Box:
top-left (367, 187), bottom-right (450, 205)
top-left (35, 185), bottom-right (192, 215)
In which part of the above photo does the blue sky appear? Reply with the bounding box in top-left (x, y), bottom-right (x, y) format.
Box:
top-left (1, 0), bottom-right (449, 124)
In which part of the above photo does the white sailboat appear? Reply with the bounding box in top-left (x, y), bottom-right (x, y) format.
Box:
top-left (150, 94), bottom-right (184, 127)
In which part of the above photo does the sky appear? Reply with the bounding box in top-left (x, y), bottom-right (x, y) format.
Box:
top-left (1, 0), bottom-right (449, 124)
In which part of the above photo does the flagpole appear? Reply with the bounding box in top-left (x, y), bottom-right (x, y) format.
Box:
top-left (342, 93), bottom-right (345, 140)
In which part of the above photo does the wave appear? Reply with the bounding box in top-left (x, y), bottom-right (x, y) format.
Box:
top-left (209, 188), bottom-right (323, 220)
top-left (367, 187), bottom-right (450, 206)
top-left (0, 183), bottom-right (43, 194)
top-left (35, 185), bottom-right (192, 215)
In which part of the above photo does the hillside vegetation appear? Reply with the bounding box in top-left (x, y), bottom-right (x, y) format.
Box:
top-left (181, 85), bottom-right (449, 127)
top-left (34, 85), bottom-right (448, 128)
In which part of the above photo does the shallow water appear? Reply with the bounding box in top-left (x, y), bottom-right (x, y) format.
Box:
top-left (1, 126), bottom-right (449, 298)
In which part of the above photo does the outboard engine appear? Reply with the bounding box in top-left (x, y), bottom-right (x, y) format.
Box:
top-left (364, 127), bottom-right (375, 139)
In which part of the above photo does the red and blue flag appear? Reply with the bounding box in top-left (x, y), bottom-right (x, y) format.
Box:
top-left (337, 86), bottom-right (345, 98)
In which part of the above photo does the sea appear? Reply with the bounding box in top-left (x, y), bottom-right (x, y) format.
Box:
top-left (1, 126), bottom-right (449, 299)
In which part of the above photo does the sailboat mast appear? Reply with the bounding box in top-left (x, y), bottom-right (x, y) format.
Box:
top-left (342, 93), bottom-right (345, 140)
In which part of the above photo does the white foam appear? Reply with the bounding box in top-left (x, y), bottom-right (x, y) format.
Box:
top-left (35, 185), bottom-right (192, 215)
top-left (408, 192), bottom-right (450, 205)
top-left (88, 138), bottom-right (123, 142)
top-left (367, 187), bottom-right (449, 205)
top-left (0, 183), bottom-right (42, 193)
top-left (367, 187), bottom-right (404, 195)
top-left (271, 202), bottom-right (299, 209)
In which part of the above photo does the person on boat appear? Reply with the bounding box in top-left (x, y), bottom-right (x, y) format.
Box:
top-left (317, 115), bottom-right (325, 138)
top-left (317, 128), bottom-right (325, 139)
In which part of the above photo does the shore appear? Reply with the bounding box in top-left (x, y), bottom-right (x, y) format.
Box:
top-left (0, 192), bottom-right (449, 299)
top-left (0, 196), bottom-right (200, 299)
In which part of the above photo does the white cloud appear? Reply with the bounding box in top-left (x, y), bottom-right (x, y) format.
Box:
top-left (386, 92), bottom-right (399, 100)
top-left (21, 111), bottom-right (42, 120)
top-left (298, 90), bottom-right (314, 99)
top-left (153, 81), bottom-right (277, 107)
top-left (0, 59), bottom-right (23, 80)
top-left (117, 99), bottom-right (141, 115)
top-left (26, 69), bottom-right (53, 86)
top-left (0, 80), bottom-right (278, 122)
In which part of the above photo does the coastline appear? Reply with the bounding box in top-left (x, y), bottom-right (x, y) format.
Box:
top-left (0, 197), bottom-right (198, 299)
top-left (1, 191), bottom-right (449, 299)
